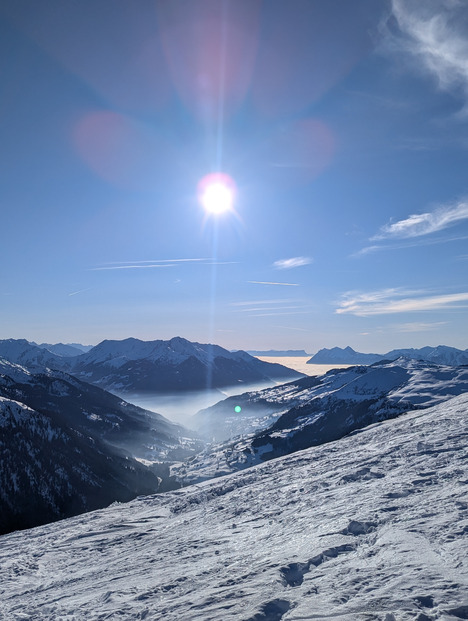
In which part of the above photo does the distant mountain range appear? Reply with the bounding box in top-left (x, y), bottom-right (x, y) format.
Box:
top-left (31, 342), bottom-right (93, 356)
top-left (308, 344), bottom-right (468, 366)
top-left (0, 337), bottom-right (303, 395)
top-left (178, 357), bottom-right (468, 483)
top-left (246, 349), bottom-right (310, 357)
top-left (0, 358), bottom-right (202, 535)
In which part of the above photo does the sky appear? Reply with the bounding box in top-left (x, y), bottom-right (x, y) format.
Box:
top-left (1, 0), bottom-right (468, 354)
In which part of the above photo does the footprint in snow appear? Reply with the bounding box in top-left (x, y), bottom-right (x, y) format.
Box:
top-left (280, 544), bottom-right (354, 587)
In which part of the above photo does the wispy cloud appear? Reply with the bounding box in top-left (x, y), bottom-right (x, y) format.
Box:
top-left (273, 256), bottom-right (313, 270)
top-left (91, 258), bottom-right (234, 271)
top-left (92, 264), bottom-right (175, 271)
top-left (273, 325), bottom-right (313, 332)
top-left (231, 298), bottom-right (307, 318)
top-left (230, 299), bottom-right (296, 307)
top-left (389, 0), bottom-right (468, 114)
top-left (356, 232), bottom-right (468, 257)
top-left (373, 200), bottom-right (468, 240)
top-left (235, 305), bottom-right (305, 313)
top-left (248, 281), bottom-right (300, 287)
top-left (336, 288), bottom-right (468, 316)
top-left (248, 310), bottom-right (310, 318)
top-left (68, 288), bottom-right (91, 297)
top-left (393, 321), bottom-right (448, 332)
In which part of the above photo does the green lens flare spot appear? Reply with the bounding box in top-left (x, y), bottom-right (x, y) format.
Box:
top-left (234, 405), bottom-right (242, 413)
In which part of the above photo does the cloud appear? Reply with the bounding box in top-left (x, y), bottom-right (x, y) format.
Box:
top-left (373, 200), bottom-right (468, 240)
top-left (235, 305), bottom-right (305, 313)
top-left (248, 281), bottom-right (300, 287)
top-left (273, 256), bottom-right (313, 270)
top-left (273, 325), bottom-right (313, 332)
top-left (91, 264), bottom-right (176, 271)
top-left (389, 0), bottom-right (468, 113)
top-left (336, 288), bottom-right (468, 316)
top-left (248, 311), bottom-right (310, 318)
top-left (91, 258), bottom-right (235, 271)
top-left (394, 321), bottom-right (448, 332)
top-left (230, 299), bottom-right (296, 307)
top-left (68, 288), bottom-right (91, 296)
top-left (231, 298), bottom-right (307, 317)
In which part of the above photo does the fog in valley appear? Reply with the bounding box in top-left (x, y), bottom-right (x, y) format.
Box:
top-left (120, 359), bottom-right (351, 428)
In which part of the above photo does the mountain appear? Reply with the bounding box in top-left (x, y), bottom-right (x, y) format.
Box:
top-left (246, 349), bottom-right (310, 357)
top-left (308, 346), bottom-right (383, 364)
top-left (0, 359), bottom-right (203, 535)
top-left (70, 337), bottom-right (303, 393)
top-left (0, 358), bottom-right (200, 461)
top-left (385, 345), bottom-right (468, 366)
top-left (0, 395), bottom-right (161, 536)
top-left (0, 337), bottom-right (303, 394)
top-left (33, 342), bottom-right (93, 357)
top-left (308, 344), bottom-right (468, 366)
top-left (183, 358), bottom-right (468, 482)
top-left (0, 339), bottom-right (66, 370)
top-left (1, 393), bottom-right (467, 619)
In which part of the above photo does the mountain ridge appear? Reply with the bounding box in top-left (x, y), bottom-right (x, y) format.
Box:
top-left (0, 337), bottom-right (303, 394)
top-left (0, 358), bottom-right (203, 535)
top-left (308, 344), bottom-right (468, 365)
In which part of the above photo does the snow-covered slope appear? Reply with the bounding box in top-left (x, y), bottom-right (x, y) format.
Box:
top-left (1, 393), bottom-right (467, 620)
top-left (187, 359), bottom-right (468, 480)
top-left (308, 344), bottom-right (468, 366)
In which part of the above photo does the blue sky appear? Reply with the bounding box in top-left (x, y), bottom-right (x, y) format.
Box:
top-left (1, 0), bottom-right (468, 353)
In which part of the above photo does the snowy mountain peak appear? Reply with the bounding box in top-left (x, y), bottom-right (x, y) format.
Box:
top-left (0, 339), bottom-right (63, 370)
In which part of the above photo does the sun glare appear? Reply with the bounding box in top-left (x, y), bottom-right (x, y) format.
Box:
top-left (198, 172), bottom-right (236, 215)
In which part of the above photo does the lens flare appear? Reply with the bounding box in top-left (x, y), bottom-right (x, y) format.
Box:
top-left (198, 172), bottom-right (236, 215)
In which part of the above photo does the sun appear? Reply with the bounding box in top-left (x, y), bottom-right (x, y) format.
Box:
top-left (198, 172), bottom-right (236, 215)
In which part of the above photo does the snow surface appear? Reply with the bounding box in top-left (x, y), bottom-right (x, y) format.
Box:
top-left (0, 358), bottom-right (33, 385)
top-left (1, 393), bottom-right (468, 620)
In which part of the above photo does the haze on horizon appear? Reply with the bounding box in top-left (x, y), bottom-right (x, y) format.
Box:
top-left (1, 0), bottom-right (468, 354)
